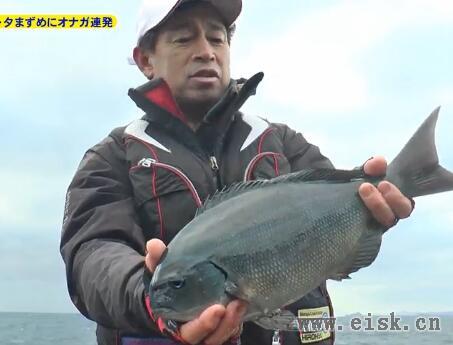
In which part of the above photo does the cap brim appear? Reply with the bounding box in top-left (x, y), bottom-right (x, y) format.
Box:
top-left (159, 0), bottom-right (241, 28)
top-left (208, 0), bottom-right (242, 27)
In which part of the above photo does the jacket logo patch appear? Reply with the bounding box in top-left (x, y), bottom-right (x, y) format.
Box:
top-left (139, 158), bottom-right (157, 167)
top-left (297, 306), bottom-right (332, 344)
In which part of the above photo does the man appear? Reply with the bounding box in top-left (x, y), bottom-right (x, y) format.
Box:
top-left (60, 1), bottom-right (414, 344)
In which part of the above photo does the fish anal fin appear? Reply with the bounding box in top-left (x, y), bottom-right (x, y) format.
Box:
top-left (329, 229), bottom-right (383, 281)
top-left (328, 273), bottom-right (352, 281)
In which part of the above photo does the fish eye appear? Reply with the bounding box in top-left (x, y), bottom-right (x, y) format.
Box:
top-left (169, 279), bottom-right (185, 289)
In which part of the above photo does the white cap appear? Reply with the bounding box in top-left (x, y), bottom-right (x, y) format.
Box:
top-left (128, 0), bottom-right (242, 65)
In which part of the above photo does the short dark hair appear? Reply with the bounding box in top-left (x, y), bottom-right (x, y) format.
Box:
top-left (138, 23), bottom-right (235, 52)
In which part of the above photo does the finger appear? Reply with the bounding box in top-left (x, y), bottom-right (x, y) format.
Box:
top-left (378, 181), bottom-right (413, 219)
top-left (230, 324), bottom-right (242, 339)
top-left (180, 305), bottom-right (225, 345)
top-left (145, 239), bottom-right (166, 272)
top-left (359, 183), bottom-right (395, 227)
top-left (202, 301), bottom-right (247, 345)
top-left (363, 156), bottom-right (387, 176)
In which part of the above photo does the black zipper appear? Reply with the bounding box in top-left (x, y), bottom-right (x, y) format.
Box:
top-left (182, 148), bottom-right (220, 196)
top-left (209, 155), bottom-right (222, 190)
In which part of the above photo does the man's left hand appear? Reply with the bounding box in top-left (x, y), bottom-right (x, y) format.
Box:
top-left (359, 156), bottom-right (413, 228)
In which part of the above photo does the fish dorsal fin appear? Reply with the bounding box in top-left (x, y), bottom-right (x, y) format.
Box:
top-left (272, 168), bottom-right (367, 184)
top-left (196, 179), bottom-right (270, 216)
top-left (196, 168), bottom-right (368, 217)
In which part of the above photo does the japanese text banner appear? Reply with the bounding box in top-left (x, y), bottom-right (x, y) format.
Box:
top-left (0, 15), bottom-right (117, 29)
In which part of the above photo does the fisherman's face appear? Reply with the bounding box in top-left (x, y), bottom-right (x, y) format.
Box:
top-left (139, 4), bottom-right (231, 113)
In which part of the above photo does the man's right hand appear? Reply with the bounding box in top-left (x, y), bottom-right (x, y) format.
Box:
top-left (145, 239), bottom-right (247, 345)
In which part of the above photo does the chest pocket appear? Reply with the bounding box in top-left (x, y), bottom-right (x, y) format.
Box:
top-left (129, 158), bottom-right (202, 243)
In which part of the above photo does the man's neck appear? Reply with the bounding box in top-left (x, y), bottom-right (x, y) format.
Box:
top-left (177, 100), bottom-right (213, 132)
top-left (186, 119), bottom-right (202, 131)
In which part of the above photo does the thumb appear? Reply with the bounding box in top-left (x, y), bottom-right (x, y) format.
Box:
top-left (145, 239), bottom-right (167, 272)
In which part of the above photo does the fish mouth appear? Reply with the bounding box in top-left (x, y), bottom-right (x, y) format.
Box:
top-left (153, 307), bottom-right (195, 322)
top-left (153, 306), bottom-right (173, 314)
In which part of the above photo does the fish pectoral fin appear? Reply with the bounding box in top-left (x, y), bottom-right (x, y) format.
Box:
top-left (225, 280), bottom-right (240, 296)
top-left (224, 280), bottom-right (252, 301)
top-left (254, 310), bottom-right (299, 331)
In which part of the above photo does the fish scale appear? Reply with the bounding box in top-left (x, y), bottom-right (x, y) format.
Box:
top-left (149, 108), bottom-right (453, 330)
top-left (215, 183), bottom-right (369, 311)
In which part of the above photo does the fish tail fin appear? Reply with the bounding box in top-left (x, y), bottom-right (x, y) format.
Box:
top-left (386, 106), bottom-right (453, 198)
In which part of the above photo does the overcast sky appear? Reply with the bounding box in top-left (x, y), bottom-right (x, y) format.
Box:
top-left (1, 0), bottom-right (452, 317)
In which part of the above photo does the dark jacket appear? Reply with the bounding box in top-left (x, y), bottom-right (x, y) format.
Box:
top-left (60, 73), bottom-right (335, 345)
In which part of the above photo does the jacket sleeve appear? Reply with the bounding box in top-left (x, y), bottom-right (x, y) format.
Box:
top-left (278, 124), bottom-right (334, 171)
top-left (60, 134), bottom-right (156, 334)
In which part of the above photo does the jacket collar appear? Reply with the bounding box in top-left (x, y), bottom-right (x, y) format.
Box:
top-left (128, 73), bottom-right (263, 125)
top-left (127, 72), bottom-right (264, 154)
top-left (128, 78), bottom-right (188, 124)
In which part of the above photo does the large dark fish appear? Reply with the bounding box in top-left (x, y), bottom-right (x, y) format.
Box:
top-left (149, 107), bottom-right (453, 330)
